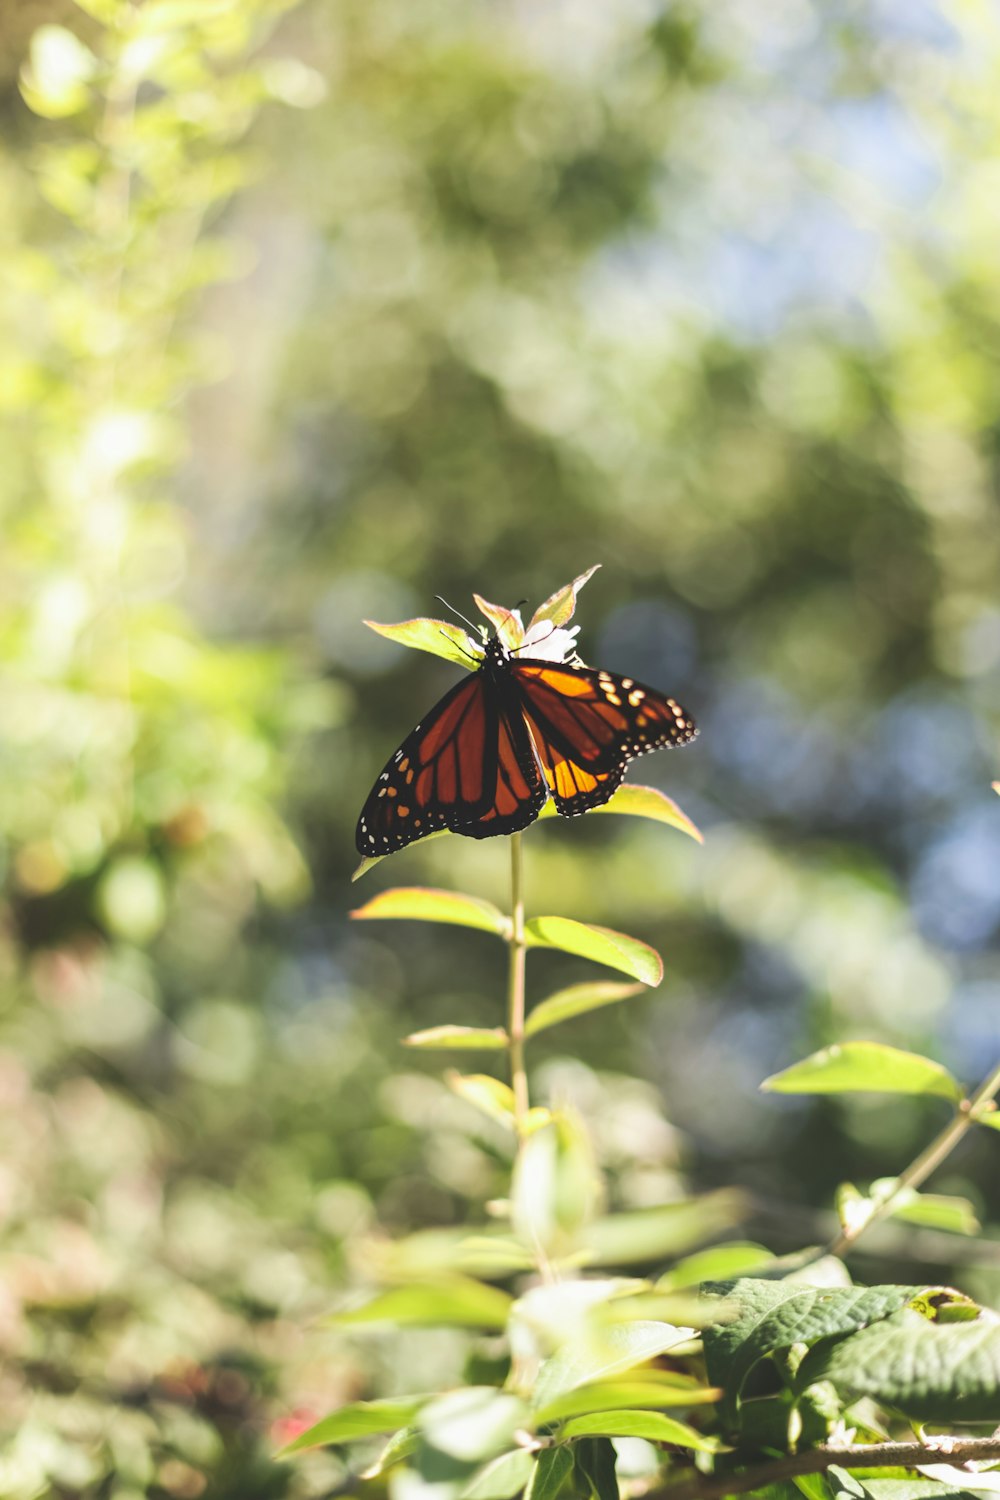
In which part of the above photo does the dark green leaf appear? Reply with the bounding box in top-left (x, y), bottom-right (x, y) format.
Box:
top-left (573, 1437), bottom-right (617, 1500)
top-left (798, 1304), bottom-right (1000, 1421)
top-left (704, 1280), bottom-right (926, 1415)
top-left (524, 1445), bottom-right (574, 1500)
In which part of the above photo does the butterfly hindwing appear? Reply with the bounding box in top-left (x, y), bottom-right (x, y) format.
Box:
top-left (511, 658), bottom-right (697, 817)
top-left (355, 670), bottom-right (545, 855)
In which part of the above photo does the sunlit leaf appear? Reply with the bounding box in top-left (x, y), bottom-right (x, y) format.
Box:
top-left (537, 783), bottom-right (702, 841)
top-left (328, 1276), bottom-right (512, 1330)
top-left (461, 1449), bottom-right (536, 1500)
top-left (761, 1043), bottom-right (963, 1101)
top-left (421, 1388), bottom-right (529, 1462)
top-left (351, 887), bottom-right (509, 936)
top-left (363, 616), bottom-right (482, 667)
top-left (528, 566), bottom-right (601, 631)
top-left (579, 1192), bottom-right (746, 1267)
top-left (531, 1322), bottom-right (696, 1409)
top-left (657, 1242), bottom-right (775, 1290)
top-left (525, 982), bottom-right (645, 1038)
top-left (473, 595), bottom-right (524, 649)
top-left (364, 1226), bottom-right (534, 1280)
top-left (875, 1182), bottom-right (980, 1236)
top-left (558, 1409), bottom-right (716, 1450)
top-left (525, 918), bottom-right (662, 985)
top-left (276, 1396), bottom-right (426, 1455)
top-left (20, 26), bottom-right (98, 119)
top-left (404, 1025), bottom-right (508, 1051)
top-left (361, 1427), bottom-right (421, 1478)
top-left (447, 1072), bottom-right (517, 1128)
top-left (534, 1378), bottom-right (719, 1425)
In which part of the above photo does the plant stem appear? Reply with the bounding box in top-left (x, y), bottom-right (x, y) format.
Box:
top-left (650, 1438), bottom-right (1000, 1500)
top-left (508, 831), bottom-right (529, 1131)
top-left (828, 1057), bottom-right (1000, 1258)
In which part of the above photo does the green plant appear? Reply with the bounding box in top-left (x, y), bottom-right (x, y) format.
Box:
top-left (282, 575), bottom-right (1000, 1500)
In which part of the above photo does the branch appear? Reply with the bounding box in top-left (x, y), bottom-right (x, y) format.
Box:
top-left (827, 1057), bottom-right (1000, 1257)
top-left (651, 1438), bottom-right (1000, 1500)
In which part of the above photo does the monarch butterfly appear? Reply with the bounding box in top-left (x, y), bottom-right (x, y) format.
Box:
top-left (355, 632), bottom-right (697, 856)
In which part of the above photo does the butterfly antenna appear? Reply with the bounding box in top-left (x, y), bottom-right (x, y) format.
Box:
top-left (442, 630), bottom-right (480, 663)
top-left (435, 594), bottom-right (480, 634)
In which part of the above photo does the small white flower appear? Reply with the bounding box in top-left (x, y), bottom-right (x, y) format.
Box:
top-left (519, 620), bottom-right (581, 663)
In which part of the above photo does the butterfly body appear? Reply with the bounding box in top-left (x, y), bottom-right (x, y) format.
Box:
top-left (356, 635), bottom-right (696, 856)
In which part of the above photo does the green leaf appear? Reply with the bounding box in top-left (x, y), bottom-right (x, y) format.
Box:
top-left (525, 1445), bottom-right (574, 1500)
top-left (365, 1226), bottom-right (534, 1279)
top-left (658, 1242), bottom-right (774, 1290)
top-left (531, 1322), bottom-right (696, 1409)
top-left (573, 1437), bottom-right (617, 1500)
top-left (703, 1280), bottom-right (927, 1418)
top-left (537, 783), bottom-right (702, 842)
top-left (528, 566), bottom-right (601, 631)
top-left (276, 1397), bottom-right (426, 1455)
top-left (328, 1276), bottom-right (512, 1330)
top-left (874, 1182), bottom-right (980, 1236)
top-left (447, 1072), bottom-right (517, 1129)
top-left (525, 918), bottom-right (662, 985)
top-left (534, 1378), bottom-right (718, 1425)
top-left (579, 1191), bottom-right (746, 1267)
top-left (799, 1302), bottom-right (1000, 1421)
top-left (973, 1103), bottom-right (1000, 1131)
top-left (405, 1025), bottom-right (509, 1051)
top-left (421, 1388), bottom-right (529, 1462)
top-left (361, 1427), bottom-right (421, 1478)
top-left (363, 616), bottom-right (482, 667)
top-left (558, 1410), bottom-right (716, 1450)
top-left (863, 1483), bottom-right (1000, 1500)
top-left (352, 887), bottom-right (509, 936)
top-left (461, 1450), bottom-right (536, 1500)
top-left (525, 982), bottom-right (645, 1039)
top-left (761, 1043), bottom-right (963, 1102)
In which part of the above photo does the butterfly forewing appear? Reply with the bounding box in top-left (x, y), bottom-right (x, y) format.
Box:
top-left (355, 671), bottom-right (545, 855)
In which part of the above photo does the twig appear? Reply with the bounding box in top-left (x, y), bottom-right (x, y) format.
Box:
top-left (651, 1438), bottom-right (1000, 1500)
top-left (828, 1058), bottom-right (1000, 1257)
top-left (507, 831), bottom-right (529, 1130)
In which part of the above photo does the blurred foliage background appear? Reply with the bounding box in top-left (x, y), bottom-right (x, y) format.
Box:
top-left (0, 0), bottom-right (999, 1495)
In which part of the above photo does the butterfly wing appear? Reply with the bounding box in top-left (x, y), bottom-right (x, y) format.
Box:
top-left (512, 659), bottom-right (697, 818)
top-left (355, 670), bottom-right (546, 855)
